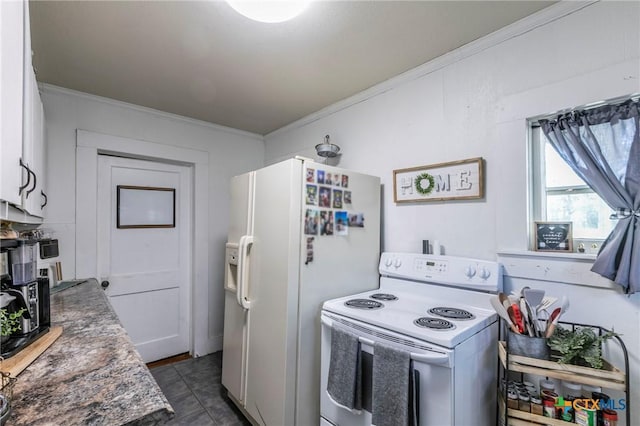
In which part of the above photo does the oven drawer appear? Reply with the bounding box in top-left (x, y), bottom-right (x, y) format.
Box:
top-left (320, 312), bottom-right (455, 426)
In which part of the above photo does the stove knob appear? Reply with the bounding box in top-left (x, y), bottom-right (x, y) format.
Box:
top-left (464, 265), bottom-right (476, 279)
top-left (479, 267), bottom-right (491, 280)
top-left (394, 258), bottom-right (402, 268)
top-left (384, 257), bottom-right (393, 267)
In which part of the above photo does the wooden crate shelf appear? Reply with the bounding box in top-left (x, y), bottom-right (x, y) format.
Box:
top-left (498, 341), bottom-right (625, 391)
top-left (499, 394), bottom-right (575, 426)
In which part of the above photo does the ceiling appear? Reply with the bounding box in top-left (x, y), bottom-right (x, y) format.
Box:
top-left (30, 1), bottom-right (555, 135)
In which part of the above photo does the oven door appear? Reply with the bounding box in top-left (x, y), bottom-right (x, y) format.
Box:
top-left (320, 312), bottom-right (455, 426)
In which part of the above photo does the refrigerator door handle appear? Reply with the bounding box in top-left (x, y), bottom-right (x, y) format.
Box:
top-left (237, 236), bottom-right (248, 307)
top-left (238, 235), bottom-right (254, 310)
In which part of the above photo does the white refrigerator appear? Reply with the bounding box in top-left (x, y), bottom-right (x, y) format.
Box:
top-left (222, 158), bottom-right (381, 426)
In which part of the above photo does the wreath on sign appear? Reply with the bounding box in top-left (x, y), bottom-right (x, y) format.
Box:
top-left (414, 172), bottom-right (435, 195)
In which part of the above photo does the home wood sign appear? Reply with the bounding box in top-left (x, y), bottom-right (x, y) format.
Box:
top-left (393, 157), bottom-right (484, 203)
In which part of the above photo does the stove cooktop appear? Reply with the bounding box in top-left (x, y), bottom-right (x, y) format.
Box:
top-left (323, 253), bottom-right (501, 348)
top-left (323, 288), bottom-right (497, 349)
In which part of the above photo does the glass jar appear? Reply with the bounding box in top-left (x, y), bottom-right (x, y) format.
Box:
top-left (530, 395), bottom-right (543, 416)
top-left (562, 380), bottom-right (583, 399)
top-left (542, 396), bottom-right (556, 419)
top-left (581, 384), bottom-right (602, 398)
top-left (603, 409), bottom-right (618, 426)
top-left (518, 393), bottom-right (531, 412)
top-left (539, 379), bottom-right (556, 393)
top-left (507, 390), bottom-right (519, 409)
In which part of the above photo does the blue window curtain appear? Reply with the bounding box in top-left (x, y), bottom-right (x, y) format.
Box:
top-left (540, 99), bottom-right (639, 293)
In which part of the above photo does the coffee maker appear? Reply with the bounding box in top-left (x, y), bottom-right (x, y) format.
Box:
top-left (1, 239), bottom-right (50, 358)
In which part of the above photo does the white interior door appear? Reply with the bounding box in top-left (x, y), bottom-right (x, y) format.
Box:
top-left (97, 155), bottom-right (192, 362)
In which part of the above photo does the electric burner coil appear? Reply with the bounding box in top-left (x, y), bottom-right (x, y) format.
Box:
top-left (428, 307), bottom-right (475, 320)
top-left (345, 299), bottom-right (384, 310)
top-left (369, 293), bottom-right (398, 301)
top-left (414, 316), bottom-right (455, 330)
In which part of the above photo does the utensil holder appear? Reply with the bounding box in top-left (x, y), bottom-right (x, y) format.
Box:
top-left (507, 330), bottom-right (550, 360)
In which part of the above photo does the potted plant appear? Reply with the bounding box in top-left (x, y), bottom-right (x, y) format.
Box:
top-left (0, 307), bottom-right (26, 344)
top-left (547, 326), bottom-right (618, 369)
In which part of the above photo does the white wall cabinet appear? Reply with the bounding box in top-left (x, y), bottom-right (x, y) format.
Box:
top-left (22, 68), bottom-right (46, 218)
top-left (0, 0), bottom-right (25, 208)
top-left (0, 0), bottom-right (46, 222)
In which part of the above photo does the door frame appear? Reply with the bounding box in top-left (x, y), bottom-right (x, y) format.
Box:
top-left (75, 129), bottom-right (211, 357)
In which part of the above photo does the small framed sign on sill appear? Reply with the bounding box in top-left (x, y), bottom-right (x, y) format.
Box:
top-left (534, 221), bottom-right (572, 252)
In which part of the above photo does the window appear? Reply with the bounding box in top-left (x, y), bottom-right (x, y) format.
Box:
top-left (530, 126), bottom-right (615, 251)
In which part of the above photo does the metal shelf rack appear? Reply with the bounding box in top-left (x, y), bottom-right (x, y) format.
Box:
top-left (497, 320), bottom-right (630, 426)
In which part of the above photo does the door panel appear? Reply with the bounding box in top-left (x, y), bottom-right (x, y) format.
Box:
top-left (110, 287), bottom-right (181, 342)
top-left (107, 270), bottom-right (181, 296)
top-left (296, 164), bottom-right (381, 426)
top-left (97, 155), bottom-right (191, 362)
top-left (222, 172), bottom-right (253, 403)
top-left (244, 160), bottom-right (302, 426)
top-left (221, 290), bottom-right (247, 402)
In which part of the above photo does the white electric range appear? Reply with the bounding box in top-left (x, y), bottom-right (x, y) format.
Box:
top-left (320, 252), bottom-right (503, 426)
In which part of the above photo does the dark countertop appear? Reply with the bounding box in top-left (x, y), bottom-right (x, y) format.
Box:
top-left (8, 279), bottom-right (174, 425)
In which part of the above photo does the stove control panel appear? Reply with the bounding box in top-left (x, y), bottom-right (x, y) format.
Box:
top-left (379, 252), bottom-right (502, 292)
top-left (414, 258), bottom-right (448, 275)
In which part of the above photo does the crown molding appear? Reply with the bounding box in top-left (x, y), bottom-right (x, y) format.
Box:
top-left (40, 83), bottom-right (264, 141)
top-left (266, 1), bottom-right (598, 138)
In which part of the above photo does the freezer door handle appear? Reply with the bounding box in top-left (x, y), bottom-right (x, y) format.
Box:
top-left (238, 235), bottom-right (254, 310)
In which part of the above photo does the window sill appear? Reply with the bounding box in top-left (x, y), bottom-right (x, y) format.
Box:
top-left (497, 249), bottom-right (596, 262)
top-left (496, 250), bottom-right (616, 290)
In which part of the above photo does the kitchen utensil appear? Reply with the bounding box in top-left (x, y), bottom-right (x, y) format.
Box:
top-left (545, 307), bottom-right (562, 338)
top-left (507, 295), bottom-right (525, 333)
top-left (543, 297), bottom-right (569, 339)
top-left (560, 295), bottom-right (570, 315)
top-left (523, 298), bottom-right (539, 337)
top-left (498, 292), bottom-right (510, 309)
top-left (511, 302), bottom-right (525, 334)
top-left (523, 288), bottom-right (545, 309)
top-left (537, 309), bottom-right (550, 336)
top-left (510, 286), bottom-right (530, 298)
top-left (536, 296), bottom-right (557, 313)
top-left (523, 289), bottom-right (545, 336)
top-left (490, 296), bottom-right (519, 333)
top-left (499, 292), bottom-right (521, 330)
top-left (519, 298), bottom-right (534, 336)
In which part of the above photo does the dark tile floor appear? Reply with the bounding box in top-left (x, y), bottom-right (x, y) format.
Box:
top-left (150, 352), bottom-right (251, 426)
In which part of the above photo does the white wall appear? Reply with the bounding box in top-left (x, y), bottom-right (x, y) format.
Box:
top-left (41, 85), bottom-right (264, 355)
top-left (264, 1), bottom-right (640, 415)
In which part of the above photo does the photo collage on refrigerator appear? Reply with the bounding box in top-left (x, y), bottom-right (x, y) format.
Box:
top-left (304, 167), bottom-right (367, 264)
top-left (304, 167), bottom-right (365, 238)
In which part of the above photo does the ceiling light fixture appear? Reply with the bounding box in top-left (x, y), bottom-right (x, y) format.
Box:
top-left (316, 135), bottom-right (340, 159)
top-left (225, 0), bottom-right (311, 23)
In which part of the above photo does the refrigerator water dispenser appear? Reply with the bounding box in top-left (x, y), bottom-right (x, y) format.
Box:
top-left (224, 242), bottom-right (239, 292)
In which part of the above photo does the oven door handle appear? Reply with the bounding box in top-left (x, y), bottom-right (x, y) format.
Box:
top-left (409, 351), bottom-right (450, 365)
top-left (359, 335), bottom-right (451, 365)
top-left (321, 315), bottom-right (452, 366)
